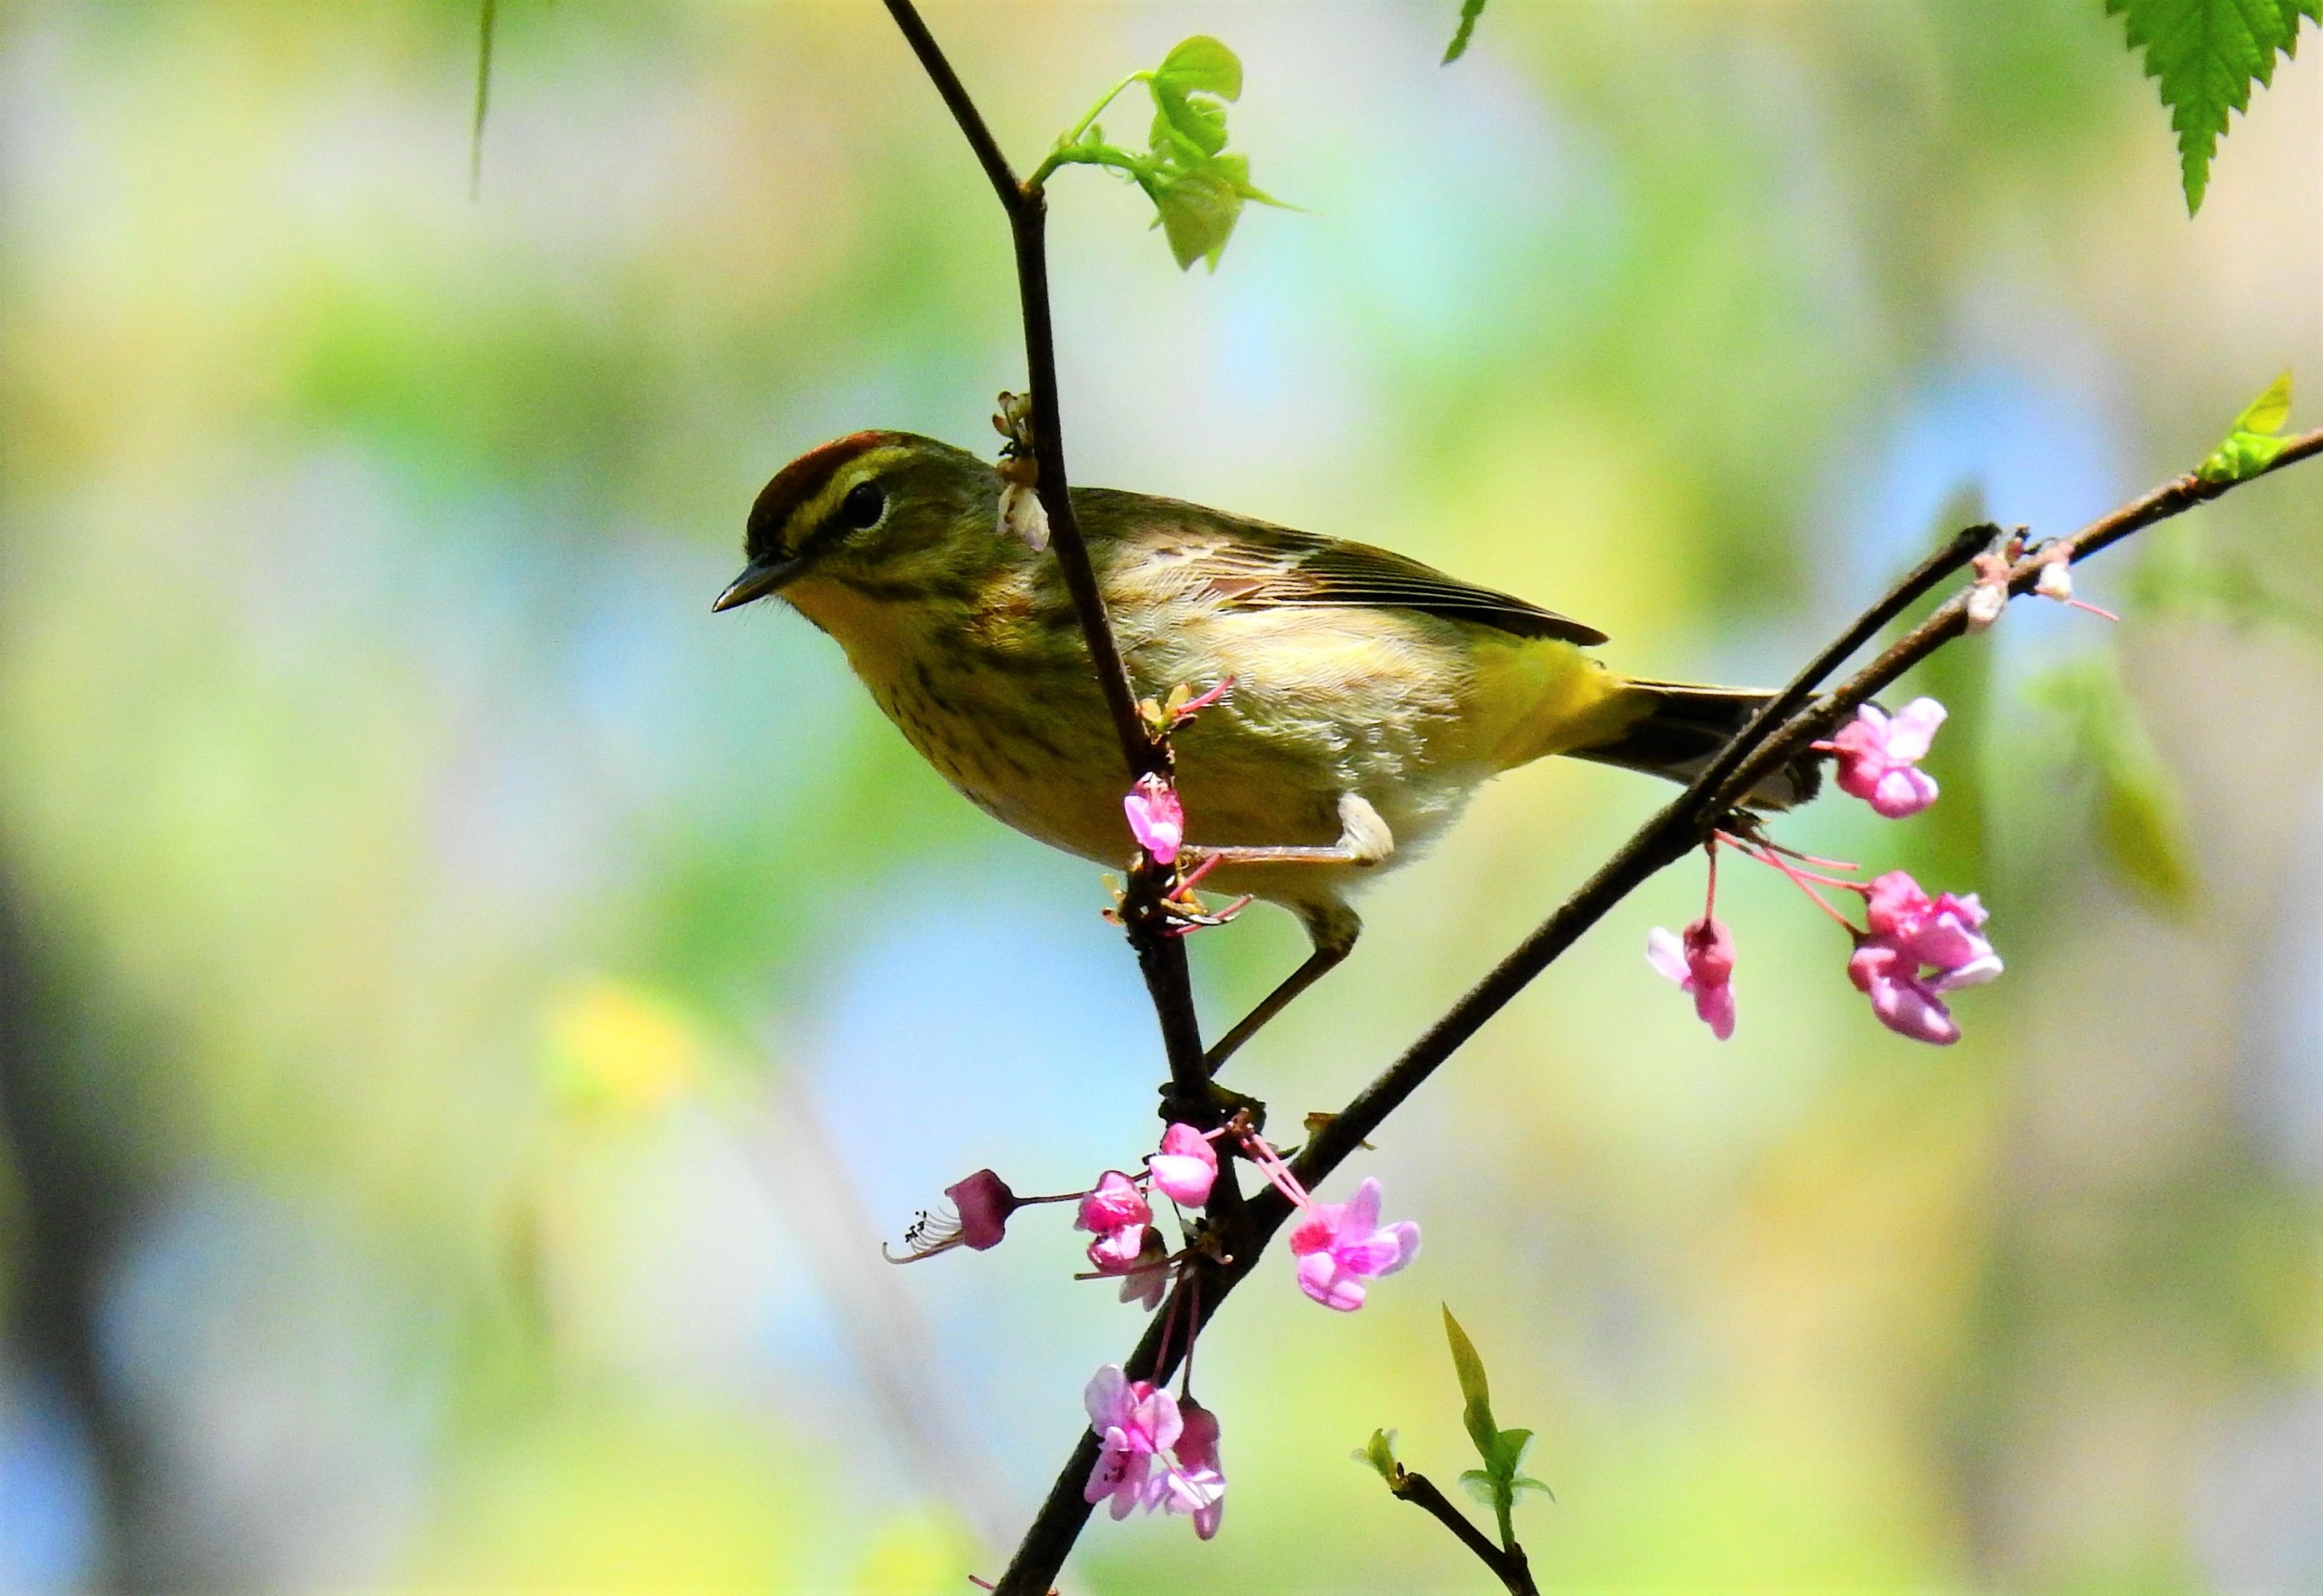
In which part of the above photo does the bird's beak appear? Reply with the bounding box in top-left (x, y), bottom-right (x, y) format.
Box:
top-left (711, 554), bottom-right (807, 613)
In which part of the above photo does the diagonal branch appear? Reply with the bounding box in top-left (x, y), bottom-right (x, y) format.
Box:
top-left (1719, 430), bottom-right (2323, 807)
top-left (991, 430), bottom-right (2323, 1592)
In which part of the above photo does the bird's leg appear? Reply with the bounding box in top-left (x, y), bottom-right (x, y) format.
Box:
top-left (1202, 926), bottom-right (1355, 1073)
top-left (1185, 794), bottom-right (1389, 1074)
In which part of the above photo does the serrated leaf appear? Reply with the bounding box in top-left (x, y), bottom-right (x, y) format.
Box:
top-left (1444, 0), bottom-right (1490, 62)
top-left (1151, 167), bottom-right (1244, 271)
top-left (1154, 36), bottom-right (1242, 100)
top-left (2106, 0), bottom-right (2314, 212)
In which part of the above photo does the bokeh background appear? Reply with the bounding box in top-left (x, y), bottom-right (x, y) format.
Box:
top-left (2, 1), bottom-right (2320, 1590)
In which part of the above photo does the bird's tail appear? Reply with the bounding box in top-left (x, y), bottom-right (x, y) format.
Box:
top-left (1569, 678), bottom-right (1821, 810)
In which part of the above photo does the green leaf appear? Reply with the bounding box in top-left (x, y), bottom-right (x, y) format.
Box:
top-left (1442, 1306), bottom-right (1500, 1462)
top-left (2099, 761), bottom-right (2196, 907)
top-left (1458, 1468), bottom-right (1496, 1505)
top-left (2237, 368), bottom-right (2294, 433)
top-left (1151, 99), bottom-right (1229, 160)
top-left (2106, 0), bottom-right (2316, 213)
top-left (2198, 370), bottom-right (2296, 483)
top-left (1513, 1475), bottom-right (1558, 1501)
top-left (2030, 659), bottom-right (2198, 912)
top-left (1355, 1428), bottom-right (1401, 1484)
top-left (1150, 166), bottom-right (1244, 271)
top-left (1154, 36), bottom-right (1243, 99)
top-left (1442, 1306), bottom-right (1492, 1417)
top-left (1487, 1428), bottom-right (1535, 1482)
top-left (1444, 0), bottom-right (1490, 62)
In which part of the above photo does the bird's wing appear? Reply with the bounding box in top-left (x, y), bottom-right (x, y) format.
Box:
top-left (1110, 498), bottom-right (1609, 647)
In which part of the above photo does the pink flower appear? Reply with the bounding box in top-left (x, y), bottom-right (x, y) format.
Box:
top-left (1288, 1176), bottom-right (1421, 1311)
top-left (1646, 916), bottom-right (1738, 1040)
top-left (1848, 871), bottom-right (2003, 1045)
top-left (1086, 1220), bottom-right (1156, 1275)
top-left (1082, 1365), bottom-right (1181, 1519)
top-left (885, 1169), bottom-right (1027, 1262)
top-left (1076, 1171), bottom-right (1151, 1237)
top-left (1124, 774), bottom-right (1185, 865)
top-left (1147, 1123), bottom-right (1218, 1208)
top-left (1865, 872), bottom-right (2003, 984)
top-left (943, 1170), bottom-right (1018, 1251)
top-left (1826, 700), bottom-right (1946, 819)
top-left (1161, 1397), bottom-right (1226, 1539)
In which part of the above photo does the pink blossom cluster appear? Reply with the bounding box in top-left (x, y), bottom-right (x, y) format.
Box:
top-left (1848, 872), bottom-right (2001, 1046)
top-left (899, 1116), bottom-right (1425, 1544)
top-left (1824, 699), bottom-right (1946, 819)
top-left (1083, 1367), bottom-right (1225, 1537)
top-left (1240, 1129), bottom-right (1422, 1312)
top-left (1646, 917), bottom-right (1737, 1040)
top-left (1649, 697), bottom-right (2006, 1047)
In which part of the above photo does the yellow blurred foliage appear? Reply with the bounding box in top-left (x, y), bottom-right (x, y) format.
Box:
top-left (542, 982), bottom-right (701, 1122)
top-left (852, 1507), bottom-right (981, 1595)
top-left (410, 1405), bottom-right (806, 1590)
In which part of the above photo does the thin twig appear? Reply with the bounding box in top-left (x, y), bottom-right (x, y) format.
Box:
top-left (1687, 519), bottom-right (1994, 808)
top-left (469, 0), bottom-right (498, 199)
top-left (1719, 426), bottom-right (2323, 806)
top-left (878, 0), bottom-right (1018, 211)
top-left (990, 435), bottom-right (2323, 1592)
top-left (880, 0), bottom-right (1159, 782)
top-left (1391, 1471), bottom-right (1539, 1596)
top-left (880, 0), bottom-right (1209, 1118)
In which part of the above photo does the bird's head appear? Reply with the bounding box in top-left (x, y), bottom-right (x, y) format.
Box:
top-left (711, 430), bottom-right (996, 615)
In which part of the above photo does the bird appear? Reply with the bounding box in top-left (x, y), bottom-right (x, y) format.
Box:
top-left (714, 430), bottom-right (1816, 1065)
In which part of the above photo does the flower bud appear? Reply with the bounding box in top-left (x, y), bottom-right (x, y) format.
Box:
top-left (944, 1169), bottom-right (1018, 1251)
top-left (1076, 1171), bottom-right (1151, 1237)
top-left (1146, 1122), bottom-right (1218, 1207)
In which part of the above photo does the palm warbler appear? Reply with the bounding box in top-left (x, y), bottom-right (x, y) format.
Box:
top-left (716, 431), bottom-right (1813, 1060)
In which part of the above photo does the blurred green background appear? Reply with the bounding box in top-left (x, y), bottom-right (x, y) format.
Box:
top-left (1, 1), bottom-right (2319, 1590)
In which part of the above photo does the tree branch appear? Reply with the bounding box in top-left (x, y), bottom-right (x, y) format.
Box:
top-left (990, 433), bottom-right (2323, 1592)
top-left (879, 0), bottom-right (1159, 784)
top-left (879, 0), bottom-right (1212, 1111)
top-left (1718, 427), bottom-right (2323, 808)
top-left (1389, 1471), bottom-right (1539, 1596)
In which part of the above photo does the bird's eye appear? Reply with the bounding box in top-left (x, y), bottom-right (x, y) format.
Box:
top-left (838, 481), bottom-right (886, 530)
